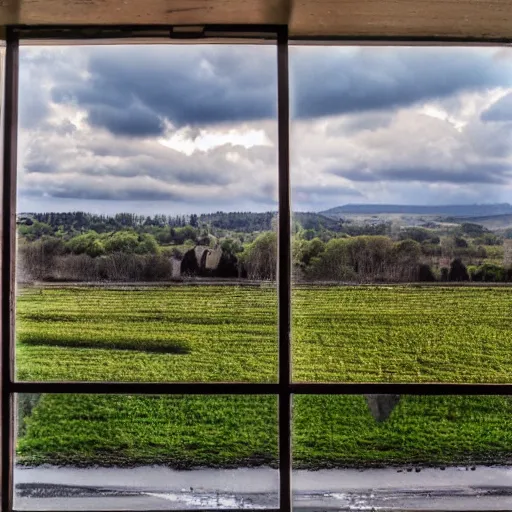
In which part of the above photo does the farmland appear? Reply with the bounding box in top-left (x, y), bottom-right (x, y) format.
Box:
top-left (17, 394), bottom-right (512, 468)
top-left (17, 285), bottom-right (512, 383)
top-left (15, 284), bottom-right (512, 468)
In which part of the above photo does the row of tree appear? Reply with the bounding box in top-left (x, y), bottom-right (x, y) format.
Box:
top-left (17, 225), bottom-right (512, 283)
top-left (23, 212), bottom-right (197, 232)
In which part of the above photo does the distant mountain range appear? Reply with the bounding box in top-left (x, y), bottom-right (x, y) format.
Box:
top-left (320, 203), bottom-right (512, 218)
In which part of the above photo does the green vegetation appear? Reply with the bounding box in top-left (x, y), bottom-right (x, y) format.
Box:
top-left (17, 394), bottom-right (512, 468)
top-left (17, 395), bottom-right (278, 468)
top-left (15, 284), bottom-right (512, 468)
top-left (293, 395), bottom-right (512, 467)
top-left (18, 210), bottom-right (512, 284)
top-left (16, 286), bottom-right (278, 382)
top-left (293, 286), bottom-right (512, 383)
top-left (17, 285), bottom-right (512, 383)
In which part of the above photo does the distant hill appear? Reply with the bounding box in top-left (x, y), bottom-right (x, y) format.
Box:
top-left (294, 212), bottom-right (342, 232)
top-left (198, 211), bottom-right (342, 232)
top-left (18, 210), bottom-right (343, 234)
top-left (321, 203), bottom-right (512, 218)
top-left (446, 213), bottom-right (512, 230)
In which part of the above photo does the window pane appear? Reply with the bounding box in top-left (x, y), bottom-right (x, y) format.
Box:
top-left (16, 43), bottom-right (278, 382)
top-left (293, 394), bottom-right (512, 510)
top-left (290, 45), bottom-right (512, 382)
top-left (15, 394), bottom-right (278, 510)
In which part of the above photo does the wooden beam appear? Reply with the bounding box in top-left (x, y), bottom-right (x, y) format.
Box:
top-left (1, 0), bottom-right (512, 41)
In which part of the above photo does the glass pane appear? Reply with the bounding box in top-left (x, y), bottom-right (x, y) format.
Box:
top-left (16, 43), bottom-right (278, 382)
top-left (290, 45), bottom-right (512, 382)
top-left (293, 394), bottom-right (512, 511)
top-left (15, 394), bottom-right (278, 510)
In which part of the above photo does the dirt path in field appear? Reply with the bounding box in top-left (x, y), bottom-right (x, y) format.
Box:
top-left (14, 465), bottom-right (512, 510)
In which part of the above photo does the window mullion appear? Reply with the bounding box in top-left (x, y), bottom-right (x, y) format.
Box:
top-left (277, 25), bottom-right (291, 512)
top-left (2, 27), bottom-right (19, 512)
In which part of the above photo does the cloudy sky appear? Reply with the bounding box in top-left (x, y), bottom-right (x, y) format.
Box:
top-left (16, 44), bottom-right (512, 215)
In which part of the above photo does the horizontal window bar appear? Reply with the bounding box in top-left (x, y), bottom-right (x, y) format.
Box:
top-left (291, 383), bottom-right (512, 395)
top-left (13, 24), bottom-right (281, 41)
top-left (11, 382), bottom-right (512, 395)
top-left (10, 382), bottom-right (280, 394)
top-left (290, 35), bottom-right (512, 45)
top-left (11, 25), bottom-right (512, 45)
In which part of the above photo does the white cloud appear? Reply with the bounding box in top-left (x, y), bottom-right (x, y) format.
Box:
top-left (16, 45), bottom-right (512, 214)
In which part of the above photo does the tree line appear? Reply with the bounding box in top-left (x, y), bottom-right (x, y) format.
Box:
top-left (17, 231), bottom-right (512, 284)
top-left (16, 210), bottom-right (512, 283)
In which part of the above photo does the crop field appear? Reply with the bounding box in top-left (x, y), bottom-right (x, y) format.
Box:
top-left (16, 285), bottom-right (512, 383)
top-left (17, 394), bottom-right (512, 468)
top-left (294, 286), bottom-right (512, 382)
top-left (14, 284), bottom-right (512, 468)
top-left (16, 286), bottom-right (278, 382)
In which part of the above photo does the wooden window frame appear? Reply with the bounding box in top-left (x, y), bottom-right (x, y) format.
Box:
top-left (2, 25), bottom-right (511, 512)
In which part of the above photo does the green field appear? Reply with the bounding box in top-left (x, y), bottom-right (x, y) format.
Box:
top-left (16, 286), bottom-right (278, 382)
top-left (17, 394), bottom-right (512, 468)
top-left (14, 285), bottom-right (512, 468)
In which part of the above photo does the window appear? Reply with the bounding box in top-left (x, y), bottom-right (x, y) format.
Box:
top-left (16, 42), bottom-right (278, 384)
top-left (2, 25), bottom-right (512, 512)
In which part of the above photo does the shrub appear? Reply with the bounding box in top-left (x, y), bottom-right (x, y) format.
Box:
top-left (454, 237), bottom-right (468, 248)
top-left (217, 252), bottom-right (239, 278)
top-left (180, 249), bottom-right (200, 277)
top-left (418, 264), bottom-right (436, 282)
top-left (448, 259), bottom-right (470, 282)
top-left (470, 263), bottom-right (506, 282)
top-left (241, 232), bottom-right (277, 280)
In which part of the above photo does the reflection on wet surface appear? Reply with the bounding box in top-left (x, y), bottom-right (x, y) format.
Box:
top-left (15, 465), bottom-right (512, 510)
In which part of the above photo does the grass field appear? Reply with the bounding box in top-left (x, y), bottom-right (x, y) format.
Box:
top-left (294, 286), bottom-right (512, 382)
top-left (17, 394), bottom-right (512, 468)
top-left (14, 284), bottom-right (512, 468)
top-left (16, 286), bottom-right (278, 382)
top-left (16, 285), bottom-right (512, 383)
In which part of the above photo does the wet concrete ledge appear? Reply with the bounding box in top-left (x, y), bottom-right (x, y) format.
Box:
top-left (14, 465), bottom-right (512, 510)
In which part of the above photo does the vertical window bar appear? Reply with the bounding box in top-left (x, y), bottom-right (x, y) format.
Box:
top-left (277, 25), bottom-right (291, 512)
top-left (2, 27), bottom-right (18, 512)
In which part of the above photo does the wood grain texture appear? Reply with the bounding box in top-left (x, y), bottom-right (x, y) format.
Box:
top-left (0, 0), bottom-right (511, 41)
top-left (0, 0), bottom-right (289, 25)
top-left (291, 0), bottom-right (512, 39)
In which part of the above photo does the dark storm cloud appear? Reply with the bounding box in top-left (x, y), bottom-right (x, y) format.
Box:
top-left (22, 181), bottom-right (186, 201)
top-left (172, 169), bottom-right (231, 186)
top-left (19, 67), bottom-right (50, 129)
top-left (332, 161), bottom-right (511, 185)
top-left (18, 122), bottom-right (275, 205)
top-left (51, 187), bottom-right (185, 201)
top-left (50, 46), bottom-right (277, 137)
top-left (19, 48), bottom-right (88, 129)
top-left (44, 46), bottom-right (512, 137)
top-left (23, 141), bottom-right (233, 188)
top-left (18, 46), bottom-right (512, 211)
top-left (87, 104), bottom-right (165, 137)
top-left (24, 158), bottom-right (55, 174)
top-left (291, 47), bottom-right (512, 119)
